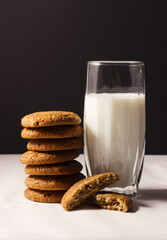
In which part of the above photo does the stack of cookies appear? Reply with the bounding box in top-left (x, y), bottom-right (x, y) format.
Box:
top-left (20, 111), bottom-right (84, 203)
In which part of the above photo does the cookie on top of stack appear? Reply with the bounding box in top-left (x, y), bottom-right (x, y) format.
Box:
top-left (20, 111), bottom-right (84, 203)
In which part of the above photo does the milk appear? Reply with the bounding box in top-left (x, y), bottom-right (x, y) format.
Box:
top-left (84, 93), bottom-right (145, 188)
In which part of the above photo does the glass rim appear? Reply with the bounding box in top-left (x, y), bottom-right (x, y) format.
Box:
top-left (88, 61), bottom-right (144, 66)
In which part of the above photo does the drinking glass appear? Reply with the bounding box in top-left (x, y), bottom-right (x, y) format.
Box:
top-left (84, 61), bottom-right (145, 197)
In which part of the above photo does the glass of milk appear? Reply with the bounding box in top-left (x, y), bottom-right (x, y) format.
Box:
top-left (84, 61), bottom-right (145, 197)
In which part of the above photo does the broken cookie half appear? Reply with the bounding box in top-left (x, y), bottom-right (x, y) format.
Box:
top-left (87, 192), bottom-right (132, 213)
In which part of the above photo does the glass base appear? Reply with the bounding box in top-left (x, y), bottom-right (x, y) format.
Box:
top-left (101, 185), bottom-right (139, 198)
top-left (86, 164), bottom-right (140, 198)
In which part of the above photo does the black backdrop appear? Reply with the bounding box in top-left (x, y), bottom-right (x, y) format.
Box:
top-left (0, 0), bottom-right (167, 154)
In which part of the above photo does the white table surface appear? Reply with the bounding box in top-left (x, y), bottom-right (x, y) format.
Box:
top-left (0, 154), bottom-right (167, 240)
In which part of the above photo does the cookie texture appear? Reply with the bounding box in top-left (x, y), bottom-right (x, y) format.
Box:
top-left (87, 193), bottom-right (132, 212)
top-left (21, 125), bottom-right (83, 139)
top-left (24, 188), bottom-right (65, 203)
top-left (27, 138), bottom-right (83, 151)
top-left (20, 150), bottom-right (80, 165)
top-left (21, 111), bottom-right (81, 128)
top-left (61, 172), bottom-right (119, 211)
top-left (24, 160), bottom-right (83, 176)
top-left (25, 173), bottom-right (85, 190)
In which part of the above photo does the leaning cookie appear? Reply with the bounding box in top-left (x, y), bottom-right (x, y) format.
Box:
top-left (21, 125), bottom-right (83, 139)
top-left (21, 111), bottom-right (81, 128)
top-left (24, 188), bottom-right (65, 203)
top-left (27, 138), bottom-right (83, 151)
top-left (61, 172), bottom-right (119, 211)
top-left (24, 160), bottom-right (83, 176)
top-left (20, 150), bottom-right (80, 165)
top-left (87, 193), bottom-right (132, 212)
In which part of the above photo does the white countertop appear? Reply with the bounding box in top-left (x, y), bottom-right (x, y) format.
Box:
top-left (0, 154), bottom-right (167, 240)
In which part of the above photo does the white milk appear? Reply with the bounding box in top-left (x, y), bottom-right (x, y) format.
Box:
top-left (84, 93), bottom-right (145, 188)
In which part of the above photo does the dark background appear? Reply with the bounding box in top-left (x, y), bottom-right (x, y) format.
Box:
top-left (0, 0), bottom-right (167, 154)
